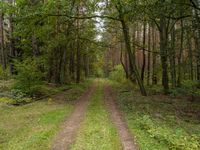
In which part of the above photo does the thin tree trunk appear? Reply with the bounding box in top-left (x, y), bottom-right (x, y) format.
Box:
top-left (120, 42), bottom-right (128, 78)
top-left (177, 18), bottom-right (184, 86)
top-left (69, 47), bottom-right (75, 81)
top-left (124, 51), bottom-right (129, 79)
top-left (152, 24), bottom-right (157, 85)
top-left (9, 14), bottom-right (15, 74)
top-left (160, 8), bottom-right (169, 93)
top-left (141, 21), bottom-right (146, 82)
top-left (117, 8), bottom-right (147, 95)
top-left (169, 26), bottom-right (176, 88)
top-left (187, 29), bottom-right (193, 80)
top-left (147, 24), bottom-right (151, 86)
top-left (0, 12), bottom-right (6, 70)
top-left (76, 4), bottom-right (81, 83)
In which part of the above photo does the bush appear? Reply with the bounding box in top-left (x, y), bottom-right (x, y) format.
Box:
top-left (147, 85), bottom-right (163, 95)
top-left (0, 65), bottom-right (10, 80)
top-left (169, 80), bottom-right (199, 97)
top-left (109, 65), bottom-right (126, 83)
top-left (13, 59), bottom-right (43, 96)
top-left (11, 89), bottom-right (32, 104)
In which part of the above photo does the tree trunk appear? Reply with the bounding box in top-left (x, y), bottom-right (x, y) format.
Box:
top-left (120, 18), bottom-right (147, 96)
top-left (9, 14), bottom-right (15, 74)
top-left (187, 29), bottom-right (193, 80)
top-left (147, 24), bottom-right (151, 86)
top-left (169, 26), bottom-right (176, 88)
top-left (69, 46), bottom-right (75, 81)
top-left (194, 9), bottom-right (200, 86)
top-left (76, 5), bottom-right (81, 83)
top-left (160, 11), bottom-right (169, 93)
top-left (0, 12), bottom-right (6, 70)
top-left (141, 21), bottom-right (146, 82)
top-left (120, 42), bottom-right (129, 78)
top-left (152, 24), bottom-right (157, 85)
top-left (177, 18), bottom-right (184, 86)
top-left (31, 35), bottom-right (40, 56)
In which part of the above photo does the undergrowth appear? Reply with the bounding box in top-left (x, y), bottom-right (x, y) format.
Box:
top-left (112, 82), bottom-right (200, 150)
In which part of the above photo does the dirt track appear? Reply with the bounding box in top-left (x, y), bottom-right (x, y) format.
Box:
top-left (104, 85), bottom-right (139, 150)
top-left (51, 84), bottom-right (96, 150)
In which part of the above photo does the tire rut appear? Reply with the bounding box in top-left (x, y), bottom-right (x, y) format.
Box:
top-left (51, 83), bottom-right (96, 150)
top-left (104, 85), bottom-right (139, 150)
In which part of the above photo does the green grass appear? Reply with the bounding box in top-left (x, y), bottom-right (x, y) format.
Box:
top-left (0, 80), bottom-right (91, 150)
top-left (112, 82), bottom-right (200, 150)
top-left (71, 80), bottom-right (122, 150)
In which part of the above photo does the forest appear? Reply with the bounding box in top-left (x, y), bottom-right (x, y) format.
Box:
top-left (0, 0), bottom-right (200, 150)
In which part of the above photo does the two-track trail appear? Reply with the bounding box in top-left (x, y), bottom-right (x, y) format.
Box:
top-left (51, 83), bottom-right (96, 150)
top-left (51, 81), bottom-right (138, 150)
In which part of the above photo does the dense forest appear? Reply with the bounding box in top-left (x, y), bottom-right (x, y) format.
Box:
top-left (0, 0), bottom-right (200, 150)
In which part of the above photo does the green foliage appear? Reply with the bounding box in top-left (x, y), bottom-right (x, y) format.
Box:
top-left (135, 115), bottom-right (199, 150)
top-left (93, 67), bottom-right (104, 78)
top-left (0, 80), bottom-right (90, 149)
top-left (0, 97), bottom-right (13, 104)
top-left (0, 66), bottom-right (10, 80)
top-left (109, 65), bottom-right (126, 83)
top-left (169, 80), bottom-right (200, 97)
top-left (147, 85), bottom-right (163, 95)
top-left (11, 89), bottom-right (32, 105)
top-left (114, 82), bottom-right (200, 150)
top-left (13, 59), bottom-right (44, 96)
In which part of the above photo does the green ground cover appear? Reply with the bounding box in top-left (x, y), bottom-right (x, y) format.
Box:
top-left (0, 80), bottom-right (91, 150)
top-left (112, 82), bottom-right (200, 150)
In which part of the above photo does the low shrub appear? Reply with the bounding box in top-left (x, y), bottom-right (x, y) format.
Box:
top-left (13, 59), bottom-right (44, 96)
top-left (147, 85), bottom-right (163, 95)
top-left (136, 115), bottom-right (200, 150)
top-left (169, 80), bottom-right (200, 97)
top-left (11, 89), bottom-right (32, 105)
top-left (109, 65), bottom-right (126, 83)
top-left (0, 66), bottom-right (10, 80)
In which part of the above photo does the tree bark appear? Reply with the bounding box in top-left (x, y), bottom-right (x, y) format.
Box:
top-left (169, 26), bottom-right (176, 88)
top-left (76, 4), bottom-right (81, 83)
top-left (160, 8), bottom-right (169, 93)
top-left (9, 14), bottom-right (16, 74)
top-left (117, 14), bottom-right (147, 95)
top-left (147, 23), bottom-right (151, 86)
top-left (0, 12), bottom-right (6, 70)
top-left (177, 18), bottom-right (184, 86)
top-left (152, 24), bottom-right (157, 85)
top-left (187, 29), bottom-right (193, 80)
top-left (141, 21), bottom-right (146, 82)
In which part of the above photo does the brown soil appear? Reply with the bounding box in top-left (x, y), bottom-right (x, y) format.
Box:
top-left (51, 84), bottom-right (96, 150)
top-left (104, 85), bottom-right (139, 150)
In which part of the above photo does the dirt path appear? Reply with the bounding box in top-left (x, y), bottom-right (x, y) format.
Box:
top-left (51, 83), bottom-right (96, 150)
top-left (104, 85), bottom-right (139, 150)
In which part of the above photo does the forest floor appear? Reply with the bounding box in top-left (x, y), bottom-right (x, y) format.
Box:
top-left (111, 81), bottom-right (200, 150)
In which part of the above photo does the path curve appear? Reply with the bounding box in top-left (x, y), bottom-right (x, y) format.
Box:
top-left (51, 83), bottom-right (96, 150)
top-left (104, 85), bottom-right (139, 150)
